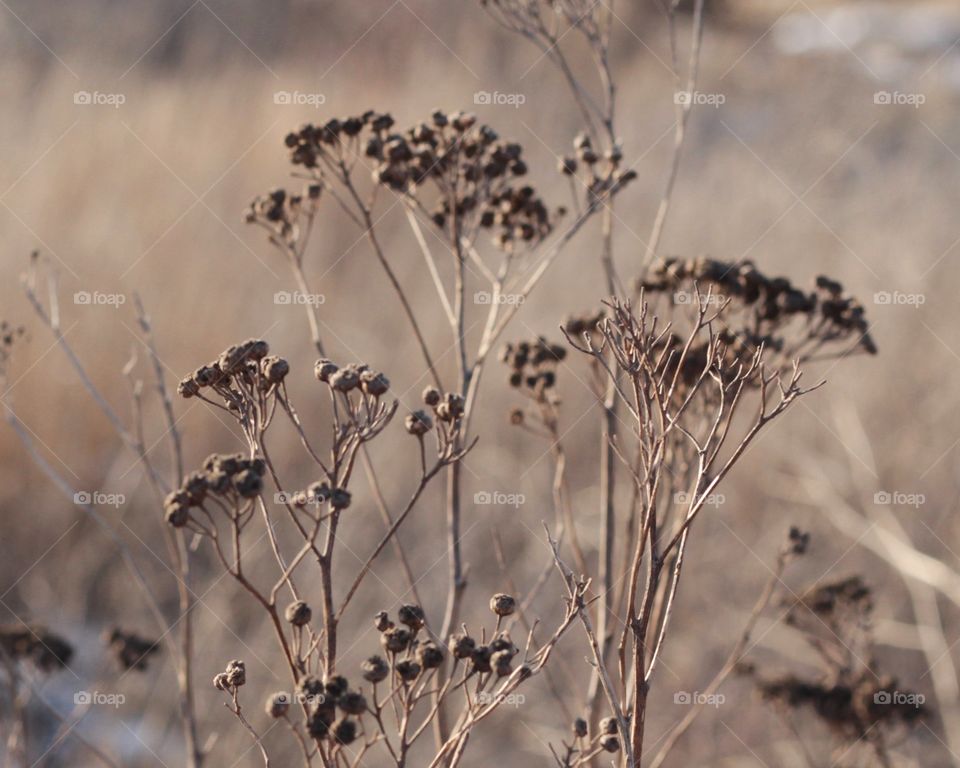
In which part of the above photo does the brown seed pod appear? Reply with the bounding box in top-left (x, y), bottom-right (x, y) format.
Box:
top-left (397, 604), bottom-right (425, 630)
top-left (417, 642), bottom-right (445, 670)
top-left (265, 692), bottom-right (291, 718)
top-left (449, 633), bottom-right (476, 660)
top-left (395, 659), bottom-right (421, 682)
top-left (361, 655), bottom-right (389, 683)
top-left (314, 359), bottom-right (339, 382)
top-left (381, 626), bottom-right (412, 654)
top-left (405, 410), bottom-right (433, 436)
top-left (490, 593), bottom-right (517, 617)
top-left (338, 691), bottom-right (367, 716)
top-left (285, 600), bottom-right (312, 627)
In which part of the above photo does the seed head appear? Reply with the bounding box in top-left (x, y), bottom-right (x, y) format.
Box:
top-left (338, 690), bottom-right (367, 716)
top-left (285, 600), bottom-right (312, 627)
top-left (225, 659), bottom-right (246, 687)
top-left (234, 469), bottom-right (263, 499)
top-left (602, 736), bottom-right (620, 753)
top-left (490, 593), bottom-right (517, 617)
top-left (329, 367), bottom-right (360, 392)
top-left (314, 359), bottom-right (339, 382)
top-left (361, 655), bottom-right (389, 683)
top-left (422, 386), bottom-right (441, 406)
top-left (261, 355), bottom-right (290, 384)
top-left (573, 717), bottom-right (588, 738)
top-left (381, 626), bottom-right (412, 654)
top-left (395, 659), bottom-right (421, 682)
top-left (360, 370), bottom-right (390, 396)
top-left (374, 610), bottom-right (393, 632)
top-left (397, 604), bottom-right (425, 630)
top-left (491, 649), bottom-right (513, 677)
top-left (333, 718), bottom-right (358, 745)
top-left (449, 633), bottom-right (476, 659)
top-left (600, 716), bottom-right (618, 735)
top-left (417, 642), bottom-right (445, 669)
top-left (265, 692), bottom-right (291, 718)
top-left (405, 410), bottom-right (433, 436)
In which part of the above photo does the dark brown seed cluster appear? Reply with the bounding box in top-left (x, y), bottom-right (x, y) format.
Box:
top-left (785, 526), bottom-right (810, 557)
top-left (786, 575), bottom-right (873, 623)
top-left (638, 257), bottom-right (877, 356)
top-left (0, 625), bottom-right (73, 672)
top-left (559, 131), bottom-right (637, 202)
top-left (177, 338), bottom-right (288, 402)
top-left (297, 673), bottom-right (367, 745)
top-left (285, 109), bottom-right (555, 250)
top-left (164, 454), bottom-right (267, 528)
top-left (104, 627), bottom-right (161, 672)
top-left (500, 337), bottom-right (566, 399)
top-left (562, 310), bottom-right (605, 340)
top-left (372, 605), bottom-right (446, 686)
top-left (445, 594), bottom-right (523, 679)
top-left (420, 386), bottom-right (464, 424)
top-left (245, 184), bottom-right (321, 248)
top-left (756, 673), bottom-right (925, 740)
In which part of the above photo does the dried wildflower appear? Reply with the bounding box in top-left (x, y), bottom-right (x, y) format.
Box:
top-left (360, 370), bottom-right (390, 396)
top-left (490, 593), bottom-right (517, 617)
top-left (265, 692), bottom-right (291, 718)
top-left (213, 672), bottom-right (230, 691)
top-left (329, 367), bottom-right (360, 392)
top-left (225, 659), bottom-right (246, 687)
top-left (491, 649), bottom-right (513, 677)
top-left (599, 716), bottom-right (618, 735)
top-left (501, 337), bottom-right (565, 402)
top-left (285, 600), bottom-right (312, 627)
top-left (261, 355), bottom-right (290, 384)
top-left (573, 717), bottom-right (588, 738)
top-left (449, 633), bottom-right (476, 660)
top-left (0, 625), bottom-right (73, 672)
top-left (374, 610), bottom-right (393, 632)
top-left (381, 626), bottom-right (412, 654)
top-left (601, 736), bottom-right (620, 753)
top-left (329, 488), bottom-right (351, 510)
top-left (324, 675), bottom-right (349, 702)
top-left (470, 645), bottom-right (493, 674)
top-left (422, 386), bottom-right (441, 407)
top-left (395, 659), bottom-right (421, 682)
top-left (405, 410), bottom-right (433, 436)
top-left (234, 468), bottom-right (263, 499)
top-left (361, 655), bottom-right (389, 683)
top-left (338, 690), bottom-right (367, 716)
top-left (436, 392), bottom-right (464, 422)
top-left (105, 627), bottom-right (160, 672)
top-left (333, 718), bottom-right (358, 745)
top-left (397, 604), bottom-right (425, 630)
top-left (417, 642), bottom-right (445, 669)
top-left (314, 358), bottom-right (338, 382)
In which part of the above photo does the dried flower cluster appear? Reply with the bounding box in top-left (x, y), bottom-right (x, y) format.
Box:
top-left (283, 110), bottom-right (556, 249)
top-left (743, 576), bottom-right (926, 763)
top-left (0, 625), bottom-right (73, 672)
top-left (638, 257), bottom-right (878, 364)
top-left (104, 627), bottom-right (161, 672)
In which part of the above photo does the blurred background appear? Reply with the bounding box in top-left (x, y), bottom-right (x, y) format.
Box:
top-left (1, 0), bottom-right (959, 765)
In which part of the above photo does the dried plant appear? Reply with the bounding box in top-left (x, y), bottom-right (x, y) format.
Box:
top-left (0, 3), bottom-right (939, 768)
top-left (741, 576), bottom-right (927, 767)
